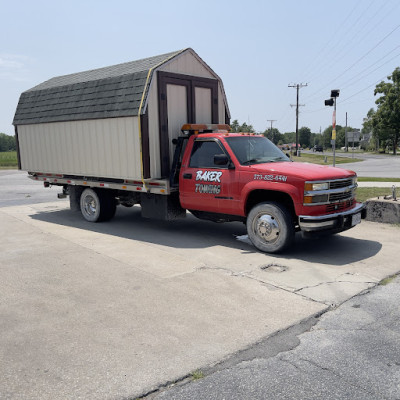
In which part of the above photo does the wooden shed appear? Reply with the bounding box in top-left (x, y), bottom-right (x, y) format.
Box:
top-left (13, 48), bottom-right (230, 180)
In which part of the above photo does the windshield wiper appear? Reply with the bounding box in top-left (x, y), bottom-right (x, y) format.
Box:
top-left (243, 157), bottom-right (287, 165)
top-left (242, 158), bottom-right (262, 165)
top-left (269, 157), bottom-right (288, 162)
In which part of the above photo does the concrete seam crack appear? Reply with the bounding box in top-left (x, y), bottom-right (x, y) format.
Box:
top-left (294, 280), bottom-right (376, 294)
top-left (233, 272), bottom-right (330, 307)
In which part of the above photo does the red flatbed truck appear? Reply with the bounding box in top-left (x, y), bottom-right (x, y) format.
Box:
top-left (26, 124), bottom-right (366, 253)
top-left (13, 50), bottom-right (365, 253)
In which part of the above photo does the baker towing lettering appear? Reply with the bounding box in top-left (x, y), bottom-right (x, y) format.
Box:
top-left (195, 170), bottom-right (222, 194)
top-left (196, 170), bottom-right (222, 182)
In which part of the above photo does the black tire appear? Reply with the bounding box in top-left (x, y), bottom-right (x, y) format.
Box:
top-left (246, 202), bottom-right (295, 253)
top-left (68, 185), bottom-right (83, 212)
top-left (80, 188), bottom-right (116, 222)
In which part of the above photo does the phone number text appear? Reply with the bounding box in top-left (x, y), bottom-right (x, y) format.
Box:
top-left (254, 174), bottom-right (288, 182)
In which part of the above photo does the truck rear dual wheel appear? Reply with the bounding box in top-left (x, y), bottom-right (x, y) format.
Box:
top-left (247, 202), bottom-right (295, 253)
top-left (80, 188), bottom-right (116, 222)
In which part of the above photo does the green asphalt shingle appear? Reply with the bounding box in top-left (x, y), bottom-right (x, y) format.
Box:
top-left (13, 49), bottom-right (185, 125)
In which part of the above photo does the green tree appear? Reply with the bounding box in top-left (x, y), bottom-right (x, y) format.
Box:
top-left (310, 132), bottom-right (323, 148)
top-left (362, 108), bottom-right (377, 150)
top-left (283, 131), bottom-right (295, 144)
top-left (372, 67), bottom-right (400, 155)
top-left (322, 125), bottom-right (345, 149)
top-left (322, 126), bottom-right (331, 148)
top-left (230, 119), bottom-right (255, 133)
top-left (298, 127), bottom-right (311, 148)
top-left (263, 128), bottom-right (282, 144)
top-left (0, 133), bottom-right (16, 152)
top-left (336, 125), bottom-right (357, 149)
top-left (230, 119), bottom-right (239, 132)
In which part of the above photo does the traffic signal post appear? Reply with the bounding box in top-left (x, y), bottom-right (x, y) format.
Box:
top-left (325, 89), bottom-right (340, 167)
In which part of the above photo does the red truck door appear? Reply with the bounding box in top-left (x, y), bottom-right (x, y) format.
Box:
top-left (180, 138), bottom-right (240, 214)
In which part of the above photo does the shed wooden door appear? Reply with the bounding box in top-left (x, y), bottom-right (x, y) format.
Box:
top-left (166, 84), bottom-right (189, 166)
top-left (158, 71), bottom-right (219, 177)
top-left (195, 87), bottom-right (212, 123)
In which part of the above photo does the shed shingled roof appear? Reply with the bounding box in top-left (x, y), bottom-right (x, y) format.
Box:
top-left (13, 49), bottom-right (186, 125)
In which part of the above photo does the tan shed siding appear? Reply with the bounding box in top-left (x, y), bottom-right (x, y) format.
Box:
top-left (158, 51), bottom-right (215, 79)
top-left (147, 79), bottom-right (162, 178)
top-left (17, 117), bottom-right (142, 180)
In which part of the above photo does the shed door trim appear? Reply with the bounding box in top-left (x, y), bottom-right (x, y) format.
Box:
top-left (158, 71), bottom-right (219, 177)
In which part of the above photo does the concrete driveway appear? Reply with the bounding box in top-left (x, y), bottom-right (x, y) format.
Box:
top-left (1, 197), bottom-right (399, 399)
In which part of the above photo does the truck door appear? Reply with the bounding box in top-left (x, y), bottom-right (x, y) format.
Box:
top-left (180, 138), bottom-right (239, 214)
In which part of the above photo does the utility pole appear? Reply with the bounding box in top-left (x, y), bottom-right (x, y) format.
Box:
top-left (345, 112), bottom-right (348, 152)
top-left (289, 83), bottom-right (307, 156)
top-left (267, 119), bottom-right (277, 143)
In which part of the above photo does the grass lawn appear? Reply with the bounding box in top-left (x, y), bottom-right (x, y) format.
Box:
top-left (358, 177), bottom-right (400, 182)
top-left (292, 153), bottom-right (363, 165)
top-left (0, 151), bottom-right (18, 168)
top-left (356, 187), bottom-right (395, 203)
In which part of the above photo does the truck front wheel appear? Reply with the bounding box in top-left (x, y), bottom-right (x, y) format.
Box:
top-left (247, 202), bottom-right (294, 253)
top-left (80, 188), bottom-right (116, 222)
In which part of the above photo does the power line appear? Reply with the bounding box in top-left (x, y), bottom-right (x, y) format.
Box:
top-left (303, 49), bottom-right (400, 112)
top-left (330, 23), bottom-right (400, 83)
top-left (300, 2), bottom-right (362, 81)
top-left (302, 1), bottom-right (398, 85)
top-left (303, 22), bottom-right (400, 103)
top-left (340, 74), bottom-right (389, 104)
top-left (340, 51), bottom-right (400, 89)
top-left (325, 1), bottom-right (400, 76)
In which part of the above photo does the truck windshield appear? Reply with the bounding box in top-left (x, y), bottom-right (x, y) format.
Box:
top-left (225, 136), bottom-right (289, 165)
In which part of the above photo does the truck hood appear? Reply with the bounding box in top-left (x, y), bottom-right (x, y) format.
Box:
top-left (249, 161), bottom-right (356, 180)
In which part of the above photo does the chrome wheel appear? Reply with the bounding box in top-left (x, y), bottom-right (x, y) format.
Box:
top-left (80, 188), bottom-right (101, 222)
top-left (253, 214), bottom-right (280, 244)
top-left (83, 194), bottom-right (97, 218)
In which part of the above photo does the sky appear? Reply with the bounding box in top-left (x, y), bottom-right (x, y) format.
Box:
top-left (1, 0), bottom-right (399, 136)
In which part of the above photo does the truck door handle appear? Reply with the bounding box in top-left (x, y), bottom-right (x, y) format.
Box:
top-left (183, 173), bottom-right (192, 179)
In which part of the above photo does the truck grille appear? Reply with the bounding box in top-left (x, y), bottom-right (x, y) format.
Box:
top-left (329, 178), bottom-right (353, 189)
top-left (326, 198), bottom-right (354, 212)
top-left (329, 191), bottom-right (354, 202)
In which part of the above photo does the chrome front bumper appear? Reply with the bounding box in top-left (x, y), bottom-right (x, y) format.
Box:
top-left (299, 202), bottom-right (366, 233)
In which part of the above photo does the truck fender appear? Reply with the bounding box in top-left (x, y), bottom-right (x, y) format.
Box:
top-left (241, 181), bottom-right (302, 216)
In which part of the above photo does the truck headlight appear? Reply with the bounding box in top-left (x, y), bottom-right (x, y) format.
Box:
top-left (304, 182), bottom-right (329, 191)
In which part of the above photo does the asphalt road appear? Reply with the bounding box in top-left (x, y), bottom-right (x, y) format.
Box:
top-left (155, 276), bottom-right (400, 400)
top-left (303, 151), bottom-right (400, 178)
top-left (0, 169), bottom-right (64, 207)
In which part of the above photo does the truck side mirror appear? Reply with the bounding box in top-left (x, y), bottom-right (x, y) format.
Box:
top-left (214, 154), bottom-right (230, 166)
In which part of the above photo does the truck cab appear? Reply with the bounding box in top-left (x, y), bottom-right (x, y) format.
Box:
top-left (177, 124), bottom-right (365, 253)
